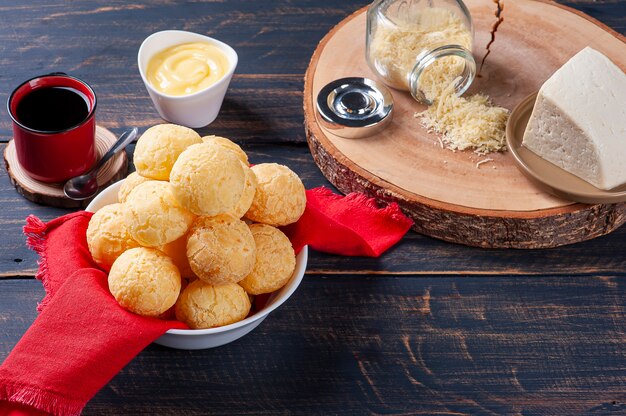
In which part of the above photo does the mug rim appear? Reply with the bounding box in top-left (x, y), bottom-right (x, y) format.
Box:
top-left (7, 73), bottom-right (98, 135)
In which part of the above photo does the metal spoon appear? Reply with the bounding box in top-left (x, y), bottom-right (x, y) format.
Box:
top-left (64, 127), bottom-right (138, 200)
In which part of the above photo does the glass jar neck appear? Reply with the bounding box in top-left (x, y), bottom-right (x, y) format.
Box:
top-left (408, 44), bottom-right (476, 105)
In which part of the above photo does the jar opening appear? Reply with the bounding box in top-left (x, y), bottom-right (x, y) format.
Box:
top-left (409, 44), bottom-right (476, 105)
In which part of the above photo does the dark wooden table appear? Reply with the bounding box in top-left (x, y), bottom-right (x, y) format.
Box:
top-left (1, 1), bottom-right (625, 415)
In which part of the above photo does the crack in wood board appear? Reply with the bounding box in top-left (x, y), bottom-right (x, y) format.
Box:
top-left (479, 0), bottom-right (505, 74)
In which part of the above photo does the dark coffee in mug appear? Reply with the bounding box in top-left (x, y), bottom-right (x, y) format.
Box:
top-left (15, 86), bottom-right (90, 132)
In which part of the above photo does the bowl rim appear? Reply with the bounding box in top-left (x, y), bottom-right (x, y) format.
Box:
top-left (86, 179), bottom-right (307, 336)
top-left (137, 29), bottom-right (239, 100)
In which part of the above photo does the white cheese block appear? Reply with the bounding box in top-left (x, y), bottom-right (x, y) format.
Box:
top-left (522, 47), bottom-right (626, 190)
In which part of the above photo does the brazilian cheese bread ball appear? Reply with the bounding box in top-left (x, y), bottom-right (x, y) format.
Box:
top-left (158, 234), bottom-right (195, 279)
top-left (186, 214), bottom-right (256, 285)
top-left (124, 181), bottom-right (195, 247)
top-left (175, 280), bottom-right (251, 329)
top-left (108, 247), bottom-right (181, 317)
top-left (156, 275), bottom-right (193, 321)
top-left (232, 163), bottom-right (257, 219)
top-left (170, 143), bottom-right (246, 216)
top-left (199, 137), bottom-right (255, 219)
top-left (245, 163), bottom-right (306, 226)
top-left (86, 203), bottom-right (140, 271)
top-left (134, 124), bottom-right (202, 180)
top-left (239, 224), bottom-right (296, 295)
top-left (118, 171), bottom-right (153, 203)
top-left (201, 135), bottom-right (249, 165)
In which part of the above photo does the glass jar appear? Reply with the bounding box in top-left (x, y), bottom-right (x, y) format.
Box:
top-left (366, 0), bottom-right (476, 105)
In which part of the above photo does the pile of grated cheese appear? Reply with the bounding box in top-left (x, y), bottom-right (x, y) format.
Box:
top-left (416, 80), bottom-right (509, 155)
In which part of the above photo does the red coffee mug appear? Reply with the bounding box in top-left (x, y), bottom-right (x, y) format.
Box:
top-left (7, 73), bottom-right (97, 183)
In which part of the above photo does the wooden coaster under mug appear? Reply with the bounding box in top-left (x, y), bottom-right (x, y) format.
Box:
top-left (4, 126), bottom-right (128, 208)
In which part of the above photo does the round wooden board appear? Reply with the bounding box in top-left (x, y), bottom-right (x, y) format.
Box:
top-left (4, 126), bottom-right (128, 208)
top-left (304, 0), bottom-right (626, 248)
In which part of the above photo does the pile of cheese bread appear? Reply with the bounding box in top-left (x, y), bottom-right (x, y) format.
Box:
top-left (86, 124), bottom-right (306, 329)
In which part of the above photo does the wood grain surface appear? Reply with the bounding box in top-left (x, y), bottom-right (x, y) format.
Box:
top-left (0, 1), bottom-right (625, 415)
top-left (303, 1), bottom-right (626, 248)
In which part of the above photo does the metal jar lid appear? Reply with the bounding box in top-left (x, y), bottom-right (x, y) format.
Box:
top-left (316, 77), bottom-right (393, 139)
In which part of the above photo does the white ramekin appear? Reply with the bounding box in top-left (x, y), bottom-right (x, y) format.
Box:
top-left (138, 30), bottom-right (238, 128)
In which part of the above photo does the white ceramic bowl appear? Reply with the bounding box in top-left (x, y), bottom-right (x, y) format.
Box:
top-left (138, 30), bottom-right (238, 128)
top-left (86, 180), bottom-right (307, 350)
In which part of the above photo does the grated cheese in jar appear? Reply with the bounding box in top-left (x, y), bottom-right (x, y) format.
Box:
top-left (367, 6), bottom-right (509, 155)
top-left (368, 7), bottom-right (472, 100)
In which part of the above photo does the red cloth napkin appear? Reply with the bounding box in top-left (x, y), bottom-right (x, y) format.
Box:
top-left (0, 187), bottom-right (412, 416)
top-left (283, 187), bottom-right (414, 257)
